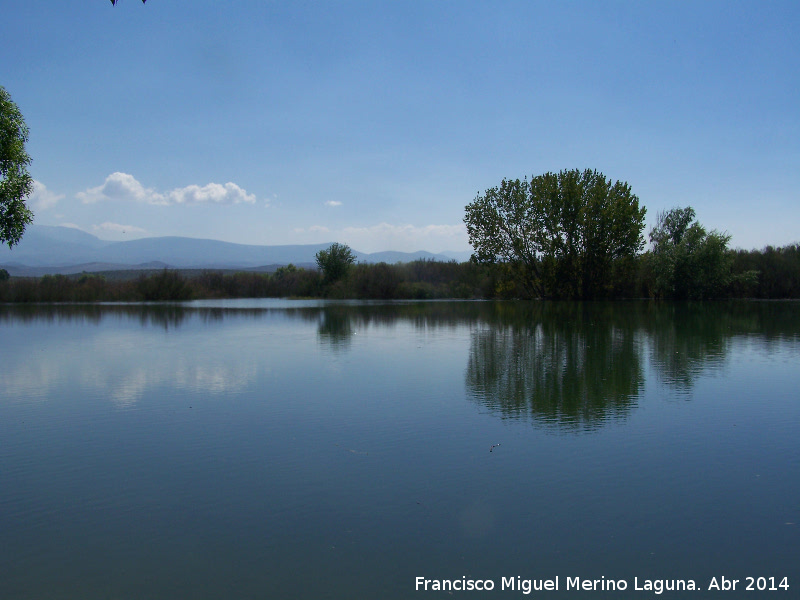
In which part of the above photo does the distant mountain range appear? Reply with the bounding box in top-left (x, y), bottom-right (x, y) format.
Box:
top-left (0, 225), bottom-right (472, 276)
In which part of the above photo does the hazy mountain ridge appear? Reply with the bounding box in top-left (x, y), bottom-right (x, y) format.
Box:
top-left (0, 226), bottom-right (470, 275)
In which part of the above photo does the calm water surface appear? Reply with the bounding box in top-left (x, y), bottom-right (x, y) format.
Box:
top-left (1, 300), bottom-right (798, 599)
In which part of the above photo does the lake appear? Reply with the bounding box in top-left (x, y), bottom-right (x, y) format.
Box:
top-left (1, 300), bottom-right (798, 599)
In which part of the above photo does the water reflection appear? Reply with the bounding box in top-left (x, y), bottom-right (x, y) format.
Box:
top-left (2, 300), bottom-right (798, 600)
top-left (317, 306), bottom-right (356, 351)
top-left (464, 301), bottom-right (800, 427)
top-left (642, 302), bottom-right (800, 392)
top-left (2, 300), bottom-right (798, 429)
top-left (465, 302), bottom-right (645, 431)
top-left (644, 303), bottom-right (732, 392)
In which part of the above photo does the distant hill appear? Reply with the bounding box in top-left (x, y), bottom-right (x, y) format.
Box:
top-left (0, 225), bottom-right (466, 276)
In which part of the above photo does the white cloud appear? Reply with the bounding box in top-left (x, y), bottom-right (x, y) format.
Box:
top-left (93, 222), bottom-right (148, 235)
top-left (78, 172), bottom-right (164, 204)
top-left (168, 182), bottom-right (256, 205)
top-left (77, 172), bottom-right (257, 206)
top-left (325, 200), bottom-right (342, 207)
top-left (29, 180), bottom-right (64, 211)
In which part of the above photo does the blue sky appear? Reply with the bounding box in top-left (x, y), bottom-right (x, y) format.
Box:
top-left (2, 0), bottom-right (798, 252)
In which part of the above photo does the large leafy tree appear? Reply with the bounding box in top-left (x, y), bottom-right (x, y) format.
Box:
top-left (315, 243), bottom-right (355, 284)
top-left (464, 169), bottom-right (646, 299)
top-left (648, 207), bottom-right (741, 299)
top-left (0, 86), bottom-right (34, 248)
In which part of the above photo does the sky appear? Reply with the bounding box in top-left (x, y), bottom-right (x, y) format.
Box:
top-left (2, 0), bottom-right (798, 253)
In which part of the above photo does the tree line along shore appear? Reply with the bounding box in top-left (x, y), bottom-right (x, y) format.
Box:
top-left (0, 242), bottom-right (798, 303)
top-left (2, 87), bottom-right (799, 304)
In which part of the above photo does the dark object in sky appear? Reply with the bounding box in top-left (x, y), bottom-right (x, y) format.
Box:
top-left (110, 0), bottom-right (147, 5)
top-left (489, 444), bottom-right (501, 453)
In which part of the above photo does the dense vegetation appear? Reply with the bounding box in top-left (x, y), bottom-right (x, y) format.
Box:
top-left (463, 168), bottom-right (796, 301)
top-left (465, 169), bottom-right (646, 299)
top-left (1, 241), bottom-right (799, 303)
top-left (645, 207), bottom-right (759, 300)
top-left (729, 244), bottom-right (800, 299)
top-left (0, 259), bottom-right (490, 302)
top-left (0, 161), bottom-right (796, 303)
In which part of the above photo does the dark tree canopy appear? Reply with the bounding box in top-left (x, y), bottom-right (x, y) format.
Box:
top-left (0, 86), bottom-right (34, 248)
top-left (315, 243), bottom-right (356, 284)
top-left (464, 169), bottom-right (646, 299)
top-left (648, 206), bottom-right (748, 299)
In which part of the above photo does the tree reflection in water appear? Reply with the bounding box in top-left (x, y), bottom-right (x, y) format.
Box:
top-left (465, 300), bottom-right (800, 430)
top-left (317, 305), bottom-right (356, 352)
top-left (3, 299), bottom-right (795, 431)
top-left (465, 302), bottom-right (645, 431)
